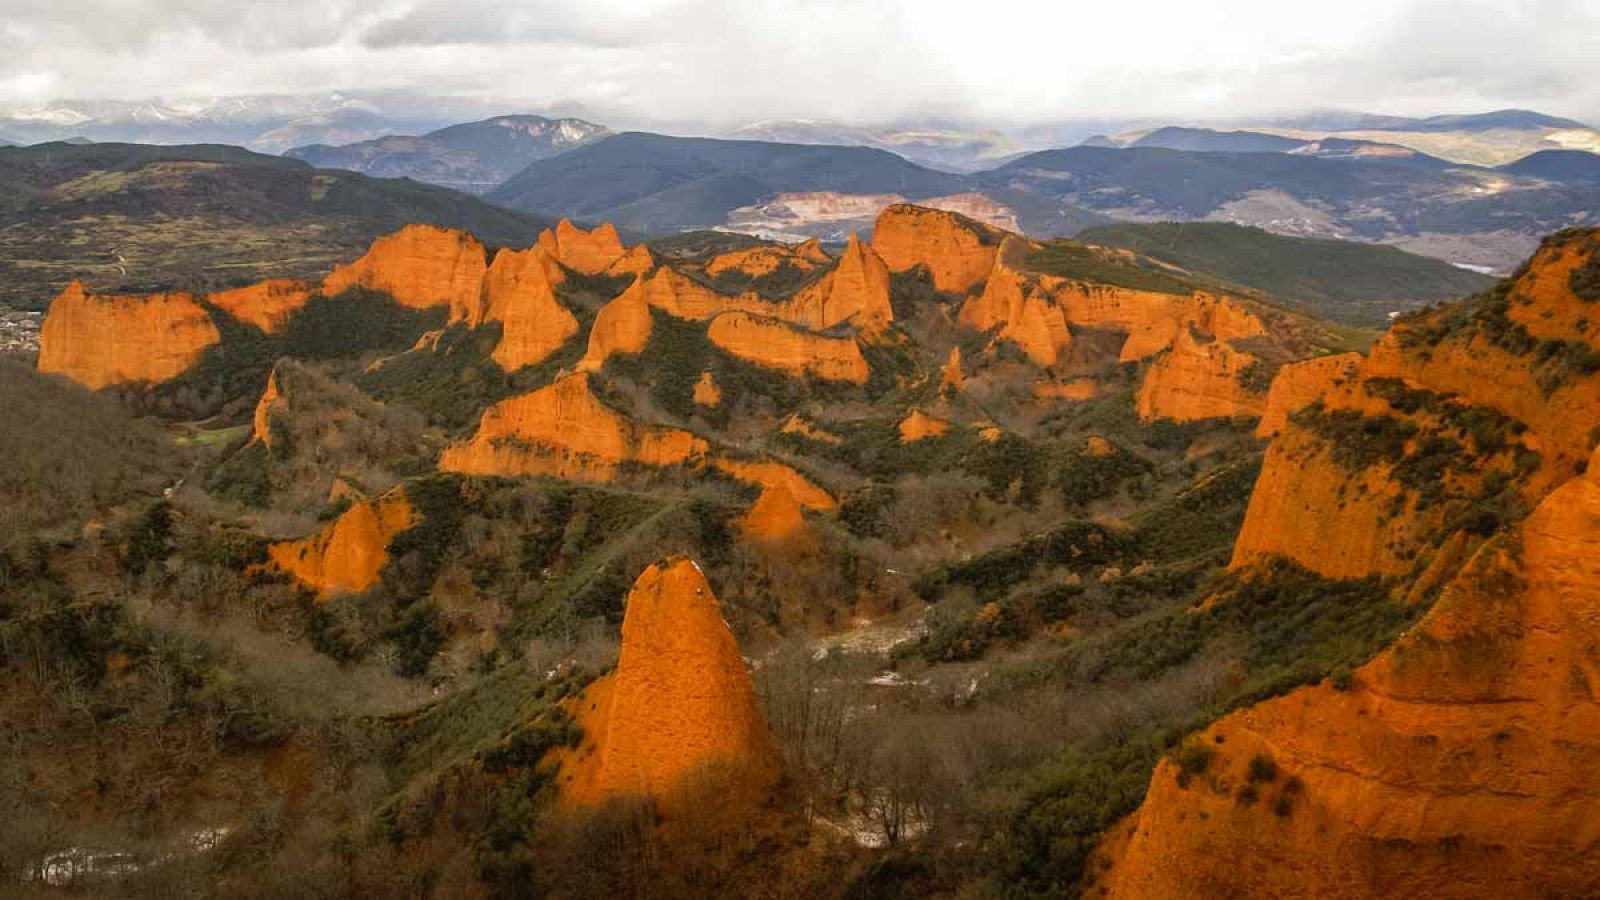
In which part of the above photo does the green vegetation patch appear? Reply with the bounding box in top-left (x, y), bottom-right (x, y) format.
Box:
top-left (1025, 239), bottom-right (1200, 295)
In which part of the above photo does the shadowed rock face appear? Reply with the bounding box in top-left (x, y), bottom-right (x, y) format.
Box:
top-left (37, 281), bottom-right (220, 389)
top-left (557, 558), bottom-right (776, 806)
top-left (263, 489), bottom-right (416, 599)
top-left (1093, 447), bottom-right (1600, 900)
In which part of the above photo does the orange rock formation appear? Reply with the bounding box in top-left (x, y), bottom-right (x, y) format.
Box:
top-left (605, 244), bottom-right (658, 278)
top-left (476, 246), bottom-right (579, 371)
top-left (711, 456), bottom-right (836, 510)
top-left (706, 311), bottom-right (869, 384)
top-left (872, 204), bottom-right (1001, 294)
top-left (692, 371), bottom-right (721, 407)
top-left (1232, 234), bottom-right (1600, 579)
top-left (898, 409), bottom-right (951, 442)
top-left (546, 219), bottom-right (628, 274)
top-left (579, 283), bottom-right (655, 371)
top-left (251, 366), bottom-right (285, 447)
top-left (558, 558), bottom-right (776, 806)
top-left (940, 347), bottom-right (963, 393)
top-left (38, 281), bottom-right (220, 389)
top-left (1255, 352), bottom-right (1362, 436)
top-left (1134, 330), bottom-right (1268, 422)
top-left (264, 489), bottom-right (416, 599)
top-left (779, 415), bottom-right (843, 446)
top-left (208, 279), bottom-right (311, 333)
top-left (322, 224), bottom-right (487, 319)
top-left (778, 234), bottom-right (894, 335)
top-left (438, 373), bottom-right (707, 482)
top-left (738, 484), bottom-right (813, 545)
top-left (959, 237), bottom-right (1075, 366)
top-left (1094, 448), bottom-right (1600, 899)
top-left (705, 240), bottom-right (829, 279)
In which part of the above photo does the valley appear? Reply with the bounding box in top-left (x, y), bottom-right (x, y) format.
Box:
top-left (7, 177), bottom-right (1598, 895)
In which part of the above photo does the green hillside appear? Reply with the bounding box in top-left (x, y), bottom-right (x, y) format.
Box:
top-left (0, 141), bottom-right (550, 310)
top-left (1077, 221), bottom-right (1496, 325)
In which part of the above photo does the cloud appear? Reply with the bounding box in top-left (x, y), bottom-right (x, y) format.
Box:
top-left (0, 0), bottom-right (1594, 128)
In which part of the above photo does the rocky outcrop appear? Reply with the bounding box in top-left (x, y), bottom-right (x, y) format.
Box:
top-left (940, 347), bottom-right (963, 393)
top-left (1255, 352), bottom-right (1362, 437)
top-left (557, 558), bottom-right (776, 806)
top-left (959, 237), bottom-right (1075, 366)
top-left (251, 366), bottom-right (285, 447)
top-left (711, 456), bottom-right (835, 511)
top-left (322, 224), bottom-right (487, 319)
top-left (546, 219), bottom-right (627, 275)
top-left (579, 283), bottom-right (655, 371)
top-left (606, 244), bottom-right (658, 278)
top-left (1232, 232), bottom-right (1600, 579)
top-left (739, 484), bottom-right (812, 545)
top-left (1093, 448), bottom-right (1600, 899)
top-left (898, 409), bottom-right (951, 442)
top-left (706, 241), bottom-right (829, 279)
top-left (264, 489), bottom-right (416, 599)
top-left (37, 281), bottom-right (220, 389)
top-left (1134, 331), bottom-right (1267, 422)
top-left (780, 415), bottom-right (843, 446)
top-left (779, 235), bottom-right (894, 336)
top-left (438, 373), bottom-right (707, 482)
top-left (476, 246), bottom-right (579, 371)
top-left (692, 371), bottom-right (721, 408)
top-left (1057, 286), bottom-right (1265, 362)
top-left (707, 311), bottom-right (869, 384)
top-left (872, 204), bottom-right (1001, 294)
top-left (208, 279), bottom-right (311, 333)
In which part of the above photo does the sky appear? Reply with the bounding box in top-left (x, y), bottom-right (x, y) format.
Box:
top-left (1, 0), bottom-right (1597, 129)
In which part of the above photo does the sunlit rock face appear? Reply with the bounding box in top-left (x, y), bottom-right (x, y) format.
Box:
top-left (321, 223), bottom-right (488, 320)
top-left (872, 203), bottom-right (1002, 294)
top-left (556, 558), bottom-right (777, 806)
top-left (437, 373), bottom-right (708, 482)
top-left (208, 278), bottom-right (312, 334)
top-left (1094, 447), bottom-right (1600, 900)
top-left (263, 489), bottom-right (417, 600)
top-left (38, 281), bottom-right (220, 389)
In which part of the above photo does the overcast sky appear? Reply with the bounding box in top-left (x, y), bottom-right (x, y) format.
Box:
top-left (1, 0), bottom-right (1596, 128)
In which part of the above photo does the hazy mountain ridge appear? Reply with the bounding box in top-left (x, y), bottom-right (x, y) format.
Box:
top-left (286, 115), bottom-right (611, 194)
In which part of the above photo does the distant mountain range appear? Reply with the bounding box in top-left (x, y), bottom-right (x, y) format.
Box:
top-left (0, 91), bottom-right (588, 153)
top-left (285, 115), bottom-right (610, 195)
top-left (726, 120), bottom-right (1027, 172)
top-left (1091, 126), bottom-right (1454, 169)
top-left (1146, 108), bottom-right (1600, 167)
top-left (3, 94), bottom-right (1598, 274)
top-left (486, 132), bottom-right (970, 234)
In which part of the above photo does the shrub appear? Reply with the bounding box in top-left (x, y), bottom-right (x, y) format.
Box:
top-left (1247, 754), bottom-right (1278, 783)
